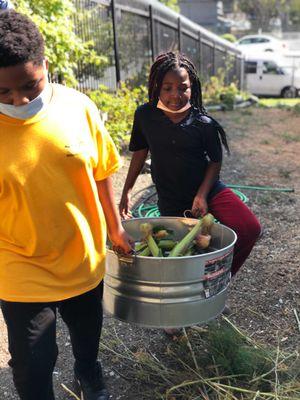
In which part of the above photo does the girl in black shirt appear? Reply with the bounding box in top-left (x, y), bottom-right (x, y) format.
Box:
top-left (120, 51), bottom-right (261, 277)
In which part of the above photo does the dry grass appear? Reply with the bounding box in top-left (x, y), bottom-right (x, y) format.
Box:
top-left (99, 317), bottom-right (300, 400)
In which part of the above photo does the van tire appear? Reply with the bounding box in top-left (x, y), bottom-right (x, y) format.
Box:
top-left (281, 86), bottom-right (297, 98)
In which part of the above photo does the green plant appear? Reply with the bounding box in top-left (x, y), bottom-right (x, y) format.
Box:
top-left (158, 0), bottom-right (180, 12)
top-left (281, 132), bottom-right (300, 143)
top-left (260, 139), bottom-right (270, 145)
top-left (202, 70), bottom-right (241, 110)
top-left (293, 102), bottom-right (300, 115)
top-left (278, 168), bottom-right (292, 179)
top-left (257, 193), bottom-right (274, 206)
top-left (221, 33), bottom-right (237, 43)
top-left (220, 83), bottom-right (240, 110)
top-left (89, 84), bottom-right (147, 150)
top-left (14, 0), bottom-right (107, 86)
top-left (205, 323), bottom-right (272, 380)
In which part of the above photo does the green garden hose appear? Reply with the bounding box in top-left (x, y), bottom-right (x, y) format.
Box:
top-left (132, 188), bottom-right (249, 218)
top-left (131, 182), bottom-right (294, 218)
top-left (227, 184), bottom-right (294, 192)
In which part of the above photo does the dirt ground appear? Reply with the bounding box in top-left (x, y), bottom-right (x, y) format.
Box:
top-left (0, 107), bottom-right (299, 399)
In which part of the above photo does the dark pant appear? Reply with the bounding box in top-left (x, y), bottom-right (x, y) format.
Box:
top-left (1, 282), bottom-right (103, 400)
top-left (161, 188), bottom-right (261, 276)
top-left (208, 188), bottom-right (261, 275)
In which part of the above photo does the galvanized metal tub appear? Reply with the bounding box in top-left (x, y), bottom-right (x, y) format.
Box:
top-left (104, 217), bottom-right (237, 328)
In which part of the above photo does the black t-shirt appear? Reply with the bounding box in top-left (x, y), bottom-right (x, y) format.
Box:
top-left (129, 103), bottom-right (226, 215)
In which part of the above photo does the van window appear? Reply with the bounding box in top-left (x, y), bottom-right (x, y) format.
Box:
top-left (263, 61), bottom-right (279, 74)
top-left (245, 61), bottom-right (257, 74)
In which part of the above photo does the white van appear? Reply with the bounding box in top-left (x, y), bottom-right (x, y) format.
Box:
top-left (244, 56), bottom-right (300, 98)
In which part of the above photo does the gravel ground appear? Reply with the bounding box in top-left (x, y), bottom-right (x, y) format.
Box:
top-left (0, 107), bottom-right (299, 399)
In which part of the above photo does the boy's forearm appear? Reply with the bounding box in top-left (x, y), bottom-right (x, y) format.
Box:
top-left (123, 149), bottom-right (148, 193)
top-left (196, 161), bottom-right (222, 198)
top-left (96, 177), bottom-right (122, 236)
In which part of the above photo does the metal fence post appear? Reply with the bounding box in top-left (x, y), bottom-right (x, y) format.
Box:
top-left (111, 0), bottom-right (121, 87)
top-left (240, 56), bottom-right (245, 91)
top-left (149, 5), bottom-right (155, 62)
top-left (224, 49), bottom-right (228, 85)
top-left (178, 17), bottom-right (182, 52)
top-left (212, 42), bottom-right (216, 76)
top-left (198, 31), bottom-right (203, 78)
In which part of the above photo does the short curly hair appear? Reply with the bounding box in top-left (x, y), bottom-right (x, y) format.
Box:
top-left (0, 10), bottom-right (45, 68)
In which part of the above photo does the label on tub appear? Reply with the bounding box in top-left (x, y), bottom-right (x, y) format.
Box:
top-left (203, 250), bottom-right (233, 298)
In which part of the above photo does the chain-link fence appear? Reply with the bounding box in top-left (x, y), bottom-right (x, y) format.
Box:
top-left (75, 0), bottom-right (244, 92)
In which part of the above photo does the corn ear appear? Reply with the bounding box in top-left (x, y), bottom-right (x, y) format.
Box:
top-left (195, 234), bottom-right (211, 250)
top-left (140, 222), bottom-right (161, 257)
top-left (201, 213), bottom-right (214, 234)
top-left (168, 213), bottom-right (214, 257)
top-left (153, 229), bottom-right (169, 239)
top-left (138, 246), bottom-right (151, 256)
top-left (182, 247), bottom-right (193, 256)
top-left (157, 239), bottom-right (177, 250)
top-left (140, 223), bottom-right (152, 236)
top-left (135, 241), bottom-right (148, 252)
top-left (146, 234), bottom-right (161, 257)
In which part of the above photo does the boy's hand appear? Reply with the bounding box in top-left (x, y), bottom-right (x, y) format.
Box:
top-left (191, 195), bottom-right (208, 218)
top-left (119, 191), bottom-right (132, 220)
top-left (110, 228), bottom-right (134, 255)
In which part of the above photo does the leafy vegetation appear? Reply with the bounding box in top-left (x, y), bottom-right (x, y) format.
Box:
top-left (89, 84), bottom-right (147, 151)
top-left (221, 33), bottom-right (237, 43)
top-left (13, 0), bottom-right (107, 86)
top-left (202, 70), bottom-right (241, 110)
top-left (158, 0), bottom-right (180, 12)
top-left (293, 102), bottom-right (300, 115)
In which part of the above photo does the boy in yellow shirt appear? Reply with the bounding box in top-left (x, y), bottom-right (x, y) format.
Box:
top-left (0, 9), bottom-right (132, 400)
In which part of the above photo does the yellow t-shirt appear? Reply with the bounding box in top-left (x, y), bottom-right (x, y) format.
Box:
top-left (0, 84), bottom-right (120, 302)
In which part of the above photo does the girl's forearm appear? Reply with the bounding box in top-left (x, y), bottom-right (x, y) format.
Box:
top-left (196, 161), bottom-right (222, 199)
top-left (122, 149), bottom-right (149, 194)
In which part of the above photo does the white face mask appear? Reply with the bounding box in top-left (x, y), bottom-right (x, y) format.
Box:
top-left (0, 65), bottom-right (52, 120)
top-left (157, 99), bottom-right (191, 114)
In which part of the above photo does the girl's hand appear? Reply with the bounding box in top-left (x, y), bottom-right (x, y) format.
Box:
top-left (119, 191), bottom-right (132, 220)
top-left (191, 195), bottom-right (208, 218)
top-left (110, 227), bottom-right (134, 255)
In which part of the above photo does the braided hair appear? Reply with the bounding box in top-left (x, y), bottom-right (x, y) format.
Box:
top-left (148, 51), bottom-right (229, 154)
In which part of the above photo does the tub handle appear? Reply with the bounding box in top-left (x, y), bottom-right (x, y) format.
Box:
top-left (183, 209), bottom-right (193, 218)
top-left (113, 246), bottom-right (136, 265)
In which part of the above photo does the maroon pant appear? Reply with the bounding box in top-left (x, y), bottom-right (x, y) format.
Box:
top-left (208, 188), bottom-right (261, 276)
